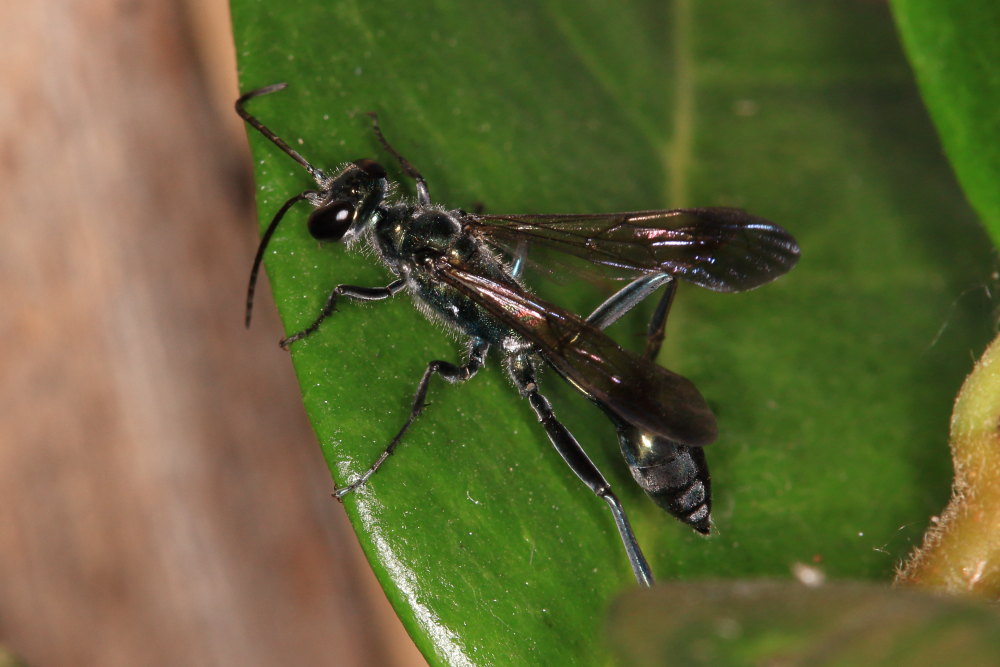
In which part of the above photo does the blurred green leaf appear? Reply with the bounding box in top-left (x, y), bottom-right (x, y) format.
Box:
top-left (891, 0), bottom-right (1000, 248)
top-left (607, 581), bottom-right (1000, 666)
top-left (0, 647), bottom-right (25, 667)
top-left (231, 0), bottom-right (994, 663)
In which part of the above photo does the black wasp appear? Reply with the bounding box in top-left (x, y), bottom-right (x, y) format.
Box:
top-left (237, 83), bottom-right (800, 587)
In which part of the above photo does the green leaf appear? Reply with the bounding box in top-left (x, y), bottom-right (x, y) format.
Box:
top-left (891, 0), bottom-right (1000, 248)
top-left (231, 0), bottom-right (994, 663)
top-left (607, 581), bottom-right (1000, 665)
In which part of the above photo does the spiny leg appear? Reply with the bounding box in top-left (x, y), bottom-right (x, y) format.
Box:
top-left (334, 338), bottom-right (490, 498)
top-left (506, 352), bottom-right (654, 587)
top-left (281, 279), bottom-right (406, 348)
top-left (366, 112), bottom-right (431, 206)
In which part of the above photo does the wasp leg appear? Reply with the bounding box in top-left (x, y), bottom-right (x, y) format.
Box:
top-left (280, 279), bottom-right (407, 348)
top-left (585, 274), bottom-right (675, 347)
top-left (641, 278), bottom-right (677, 361)
top-left (507, 351), bottom-right (654, 587)
top-left (335, 338), bottom-right (490, 498)
top-left (585, 275), bottom-right (712, 534)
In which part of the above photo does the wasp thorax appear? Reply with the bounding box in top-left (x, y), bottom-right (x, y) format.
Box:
top-left (404, 212), bottom-right (461, 248)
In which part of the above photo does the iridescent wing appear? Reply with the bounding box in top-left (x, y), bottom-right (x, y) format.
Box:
top-left (469, 207), bottom-right (800, 292)
top-left (436, 264), bottom-right (718, 447)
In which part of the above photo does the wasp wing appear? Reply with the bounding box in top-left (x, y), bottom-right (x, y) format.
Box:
top-left (470, 207), bottom-right (800, 293)
top-left (437, 264), bottom-right (718, 446)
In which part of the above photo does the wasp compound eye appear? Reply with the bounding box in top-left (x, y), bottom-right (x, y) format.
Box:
top-left (353, 158), bottom-right (387, 179)
top-left (308, 200), bottom-right (354, 241)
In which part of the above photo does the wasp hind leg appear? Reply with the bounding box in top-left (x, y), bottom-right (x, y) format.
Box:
top-left (506, 351), bottom-right (654, 587)
top-left (585, 275), bottom-right (713, 535)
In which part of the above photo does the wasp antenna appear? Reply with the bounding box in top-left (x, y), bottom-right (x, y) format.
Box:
top-left (365, 111), bottom-right (430, 205)
top-left (237, 83), bottom-right (327, 183)
top-left (246, 191), bottom-right (315, 328)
